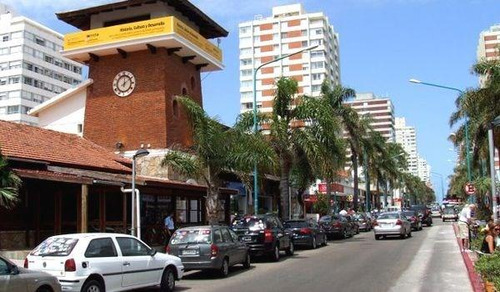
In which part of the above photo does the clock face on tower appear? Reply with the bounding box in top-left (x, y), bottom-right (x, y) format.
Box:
top-left (112, 71), bottom-right (136, 97)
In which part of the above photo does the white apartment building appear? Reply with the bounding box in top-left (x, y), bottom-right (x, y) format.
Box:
top-left (395, 117), bottom-right (418, 176)
top-left (344, 93), bottom-right (395, 142)
top-left (0, 4), bottom-right (82, 125)
top-left (417, 156), bottom-right (431, 184)
top-left (238, 3), bottom-right (340, 114)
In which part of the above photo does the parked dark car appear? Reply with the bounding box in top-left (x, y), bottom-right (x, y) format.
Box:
top-left (354, 213), bottom-right (372, 231)
top-left (319, 214), bottom-right (354, 239)
top-left (409, 205), bottom-right (433, 226)
top-left (344, 214), bottom-right (360, 235)
top-left (402, 210), bottom-right (423, 231)
top-left (284, 220), bottom-right (327, 249)
top-left (231, 214), bottom-right (294, 261)
top-left (167, 225), bottom-right (250, 277)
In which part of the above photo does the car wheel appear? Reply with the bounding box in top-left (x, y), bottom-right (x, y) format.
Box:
top-left (36, 288), bottom-right (52, 292)
top-left (419, 224), bottom-right (423, 231)
top-left (408, 230), bottom-right (412, 238)
top-left (219, 258), bottom-right (229, 278)
top-left (375, 235), bottom-right (381, 240)
top-left (286, 241), bottom-right (294, 256)
top-left (270, 244), bottom-right (280, 262)
top-left (322, 235), bottom-right (328, 246)
top-left (160, 267), bottom-right (176, 292)
top-left (400, 233), bottom-right (406, 239)
top-left (311, 237), bottom-right (317, 249)
top-left (81, 279), bottom-right (104, 292)
top-left (342, 229), bottom-right (348, 239)
top-left (356, 227), bottom-right (360, 235)
top-left (427, 222), bottom-right (432, 227)
top-left (243, 253), bottom-right (251, 269)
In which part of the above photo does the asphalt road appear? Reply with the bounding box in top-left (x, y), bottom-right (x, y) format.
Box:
top-left (144, 219), bottom-right (472, 292)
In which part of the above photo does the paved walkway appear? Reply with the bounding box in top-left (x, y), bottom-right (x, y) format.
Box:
top-left (390, 222), bottom-right (472, 292)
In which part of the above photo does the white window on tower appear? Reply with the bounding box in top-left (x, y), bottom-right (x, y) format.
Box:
top-left (239, 26), bottom-right (250, 34)
top-left (241, 80), bottom-right (252, 88)
top-left (241, 58), bottom-right (252, 66)
top-left (240, 37), bottom-right (252, 47)
top-left (240, 48), bottom-right (252, 55)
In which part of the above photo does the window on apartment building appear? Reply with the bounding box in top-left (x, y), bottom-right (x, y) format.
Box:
top-left (240, 48), bottom-right (252, 55)
top-left (0, 48), bottom-right (8, 55)
top-left (303, 64), bottom-right (309, 71)
top-left (0, 93), bottom-right (6, 100)
top-left (253, 36), bottom-right (259, 43)
top-left (35, 37), bottom-right (45, 46)
top-left (241, 80), bottom-right (252, 88)
top-left (1, 35), bottom-right (8, 42)
top-left (241, 58), bottom-right (252, 66)
top-left (7, 105), bottom-right (19, 114)
top-left (282, 65), bottom-right (289, 73)
top-left (310, 39), bottom-right (323, 46)
top-left (312, 73), bottom-right (323, 81)
top-left (9, 76), bottom-right (20, 84)
top-left (9, 61), bottom-right (21, 70)
top-left (21, 106), bottom-right (32, 114)
top-left (240, 37), bottom-right (252, 47)
top-left (281, 32), bottom-right (288, 39)
top-left (77, 124), bottom-right (83, 133)
top-left (311, 61), bottom-right (324, 69)
top-left (0, 78), bottom-right (6, 85)
top-left (0, 107), bottom-right (5, 114)
top-left (242, 102), bottom-right (253, 110)
top-left (282, 43), bottom-right (289, 50)
top-left (312, 85), bottom-right (321, 92)
top-left (239, 26), bottom-right (250, 34)
top-left (273, 33), bottom-right (279, 41)
top-left (301, 41), bottom-right (308, 47)
top-left (0, 63), bottom-right (7, 71)
top-left (310, 51), bottom-right (325, 58)
top-left (8, 91), bottom-right (20, 99)
top-left (44, 55), bottom-right (54, 64)
top-left (241, 91), bottom-right (252, 99)
top-left (241, 69), bottom-right (252, 77)
top-left (301, 30), bottom-right (307, 36)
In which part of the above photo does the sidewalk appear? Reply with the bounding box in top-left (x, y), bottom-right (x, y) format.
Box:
top-left (452, 223), bottom-right (484, 292)
top-left (390, 223), bottom-right (472, 292)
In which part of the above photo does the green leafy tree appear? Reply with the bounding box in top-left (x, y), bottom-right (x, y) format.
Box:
top-left (0, 151), bottom-right (21, 209)
top-left (161, 96), bottom-right (276, 224)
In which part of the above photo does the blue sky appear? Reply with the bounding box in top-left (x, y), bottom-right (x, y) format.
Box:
top-left (3, 0), bottom-right (500, 200)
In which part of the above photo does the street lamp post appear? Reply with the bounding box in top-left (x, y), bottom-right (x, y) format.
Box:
top-left (409, 79), bottom-right (473, 198)
top-left (252, 44), bottom-right (319, 215)
top-left (131, 149), bottom-right (149, 237)
top-left (430, 172), bottom-right (445, 203)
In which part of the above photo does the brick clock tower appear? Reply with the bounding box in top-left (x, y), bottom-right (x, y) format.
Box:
top-left (56, 0), bottom-right (228, 152)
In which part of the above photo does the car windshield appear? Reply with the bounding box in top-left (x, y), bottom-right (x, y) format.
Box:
top-left (170, 229), bottom-right (211, 245)
top-left (232, 217), bottom-right (266, 231)
top-left (284, 221), bottom-right (308, 228)
top-left (378, 213), bottom-right (399, 220)
top-left (444, 208), bottom-right (456, 214)
top-left (403, 212), bottom-right (415, 217)
top-left (31, 237), bottom-right (78, 256)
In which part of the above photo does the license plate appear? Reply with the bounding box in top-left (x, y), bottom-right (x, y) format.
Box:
top-left (243, 236), bottom-right (252, 242)
top-left (182, 249), bottom-right (198, 255)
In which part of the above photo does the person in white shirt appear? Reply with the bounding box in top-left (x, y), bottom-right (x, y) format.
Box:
top-left (458, 204), bottom-right (476, 251)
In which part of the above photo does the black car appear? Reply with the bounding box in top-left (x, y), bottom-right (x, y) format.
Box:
top-left (231, 214), bottom-right (294, 261)
top-left (402, 210), bottom-right (423, 231)
top-left (409, 205), bottom-right (433, 227)
top-left (319, 214), bottom-right (354, 239)
top-left (284, 219), bottom-right (327, 249)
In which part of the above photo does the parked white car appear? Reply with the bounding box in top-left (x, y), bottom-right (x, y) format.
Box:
top-left (24, 233), bottom-right (183, 292)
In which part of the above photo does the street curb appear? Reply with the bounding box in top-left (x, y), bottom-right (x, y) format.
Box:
top-left (452, 223), bottom-right (484, 292)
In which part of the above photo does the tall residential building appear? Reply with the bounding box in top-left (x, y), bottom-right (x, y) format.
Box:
top-left (0, 5), bottom-right (83, 125)
top-left (238, 4), bottom-right (340, 114)
top-left (417, 156), bottom-right (431, 184)
top-left (477, 24), bottom-right (500, 174)
top-left (344, 93), bottom-right (395, 142)
top-left (395, 117), bottom-right (418, 176)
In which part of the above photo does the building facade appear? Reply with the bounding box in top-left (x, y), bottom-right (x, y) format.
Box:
top-left (0, 4), bottom-right (82, 125)
top-left (417, 156), bottom-right (431, 184)
top-left (344, 92), bottom-right (395, 142)
top-left (395, 117), bottom-right (419, 177)
top-left (238, 3), bottom-right (340, 114)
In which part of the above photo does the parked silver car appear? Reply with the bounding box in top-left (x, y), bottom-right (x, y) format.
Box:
top-left (0, 255), bottom-right (61, 292)
top-left (373, 212), bottom-right (412, 240)
top-left (167, 226), bottom-right (250, 277)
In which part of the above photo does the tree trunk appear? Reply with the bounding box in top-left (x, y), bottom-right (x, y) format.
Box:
top-left (325, 178), bottom-right (332, 214)
top-left (206, 185), bottom-right (220, 225)
top-left (279, 156), bottom-right (292, 220)
top-left (376, 176), bottom-right (381, 210)
top-left (352, 153), bottom-right (359, 211)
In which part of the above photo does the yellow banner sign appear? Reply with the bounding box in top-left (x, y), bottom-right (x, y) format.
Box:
top-left (63, 16), bottom-right (222, 62)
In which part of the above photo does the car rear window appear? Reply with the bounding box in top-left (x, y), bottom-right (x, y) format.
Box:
top-left (378, 213), bottom-right (399, 220)
top-left (31, 237), bottom-right (78, 256)
top-left (403, 212), bottom-right (415, 217)
top-left (284, 221), bottom-right (308, 228)
top-left (232, 217), bottom-right (266, 231)
top-left (170, 229), bottom-right (211, 245)
top-left (444, 208), bottom-right (456, 214)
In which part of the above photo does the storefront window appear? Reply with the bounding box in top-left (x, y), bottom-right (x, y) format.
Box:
top-left (176, 197), bottom-right (187, 223)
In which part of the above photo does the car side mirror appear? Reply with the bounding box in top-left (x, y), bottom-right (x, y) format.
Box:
top-left (149, 249), bottom-right (157, 257)
top-left (10, 265), bottom-right (19, 275)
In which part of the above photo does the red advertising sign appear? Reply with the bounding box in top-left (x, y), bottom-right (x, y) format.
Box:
top-left (318, 183), bottom-right (344, 194)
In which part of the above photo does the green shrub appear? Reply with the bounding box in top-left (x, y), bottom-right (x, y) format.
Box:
top-left (475, 252), bottom-right (500, 290)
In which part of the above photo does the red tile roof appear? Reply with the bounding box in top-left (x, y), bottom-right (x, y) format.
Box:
top-left (0, 120), bottom-right (131, 173)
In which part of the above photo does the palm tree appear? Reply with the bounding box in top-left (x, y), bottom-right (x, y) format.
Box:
top-left (240, 77), bottom-right (345, 219)
top-left (319, 82), bottom-right (371, 211)
top-left (161, 96), bottom-right (276, 224)
top-left (0, 151), bottom-right (21, 209)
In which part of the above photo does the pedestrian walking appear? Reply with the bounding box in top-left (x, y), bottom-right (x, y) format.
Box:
top-left (458, 204), bottom-right (476, 251)
top-left (164, 211), bottom-right (176, 245)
